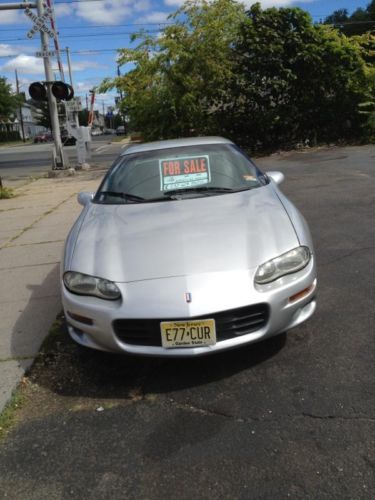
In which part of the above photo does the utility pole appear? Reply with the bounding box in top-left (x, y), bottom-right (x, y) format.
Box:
top-left (36, 0), bottom-right (66, 168)
top-left (15, 69), bottom-right (26, 143)
top-left (117, 65), bottom-right (127, 134)
top-left (66, 46), bottom-right (73, 87)
top-left (0, 1), bottom-right (67, 169)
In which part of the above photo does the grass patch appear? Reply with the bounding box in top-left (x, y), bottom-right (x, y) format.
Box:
top-left (0, 390), bottom-right (25, 440)
top-left (111, 135), bottom-right (130, 143)
top-left (39, 314), bottom-right (65, 354)
top-left (0, 139), bottom-right (32, 148)
top-left (0, 187), bottom-right (15, 199)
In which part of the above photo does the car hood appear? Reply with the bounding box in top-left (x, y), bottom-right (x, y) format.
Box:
top-left (69, 186), bottom-right (299, 283)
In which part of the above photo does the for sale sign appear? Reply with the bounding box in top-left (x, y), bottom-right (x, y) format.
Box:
top-left (159, 155), bottom-right (211, 191)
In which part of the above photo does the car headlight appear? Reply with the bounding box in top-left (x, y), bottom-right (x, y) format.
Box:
top-left (255, 246), bottom-right (311, 284)
top-left (63, 271), bottom-right (121, 300)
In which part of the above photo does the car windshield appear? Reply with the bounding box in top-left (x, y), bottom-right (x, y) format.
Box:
top-left (94, 143), bottom-right (266, 204)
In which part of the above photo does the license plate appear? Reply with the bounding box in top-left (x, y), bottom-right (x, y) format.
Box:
top-left (160, 319), bottom-right (216, 348)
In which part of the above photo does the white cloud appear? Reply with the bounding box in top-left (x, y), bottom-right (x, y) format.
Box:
top-left (0, 44), bottom-right (35, 57)
top-left (1, 55), bottom-right (45, 75)
top-left (70, 60), bottom-right (102, 71)
top-left (138, 11), bottom-right (170, 23)
top-left (75, 81), bottom-right (96, 93)
top-left (0, 44), bottom-right (19, 57)
top-left (1, 55), bottom-right (101, 76)
top-left (164, 0), bottom-right (184, 5)
top-left (54, 4), bottom-right (74, 18)
top-left (164, 0), bottom-right (185, 7)
top-left (134, 0), bottom-right (152, 12)
top-left (0, 10), bottom-right (24, 25)
top-left (75, 0), bottom-right (133, 25)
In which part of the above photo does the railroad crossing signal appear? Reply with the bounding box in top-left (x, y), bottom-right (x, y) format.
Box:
top-left (24, 6), bottom-right (55, 39)
top-left (29, 81), bottom-right (74, 102)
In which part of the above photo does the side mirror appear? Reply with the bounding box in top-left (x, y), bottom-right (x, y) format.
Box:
top-left (77, 192), bottom-right (94, 206)
top-left (266, 171), bottom-right (285, 185)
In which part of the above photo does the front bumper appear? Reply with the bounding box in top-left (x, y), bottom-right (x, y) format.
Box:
top-left (62, 258), bottom-right (317, 357)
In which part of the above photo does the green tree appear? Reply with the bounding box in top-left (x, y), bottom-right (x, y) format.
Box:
top-left (353, 33), bottom-right (375, 138)
top-left (30, 99), bottom-right (66, 131)
top-left (30, 99), bottom-right (51, 130)
top-left (325, 9), bottom-right (349, 24)
top-left (222, 4), bottom-right (369, 149)
top-left (325, 1), bottom-right (375, 36)
top-left (100, 0), bottom-right (246, 140)
top-left (0, 77), bottom-right (20, 120)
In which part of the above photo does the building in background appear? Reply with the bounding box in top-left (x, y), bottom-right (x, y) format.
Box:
top-left (15, 102), bottom-right (49, 140)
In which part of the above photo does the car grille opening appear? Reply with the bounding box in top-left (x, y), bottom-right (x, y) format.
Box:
top-left (113, 304), bottom-right (269, 347)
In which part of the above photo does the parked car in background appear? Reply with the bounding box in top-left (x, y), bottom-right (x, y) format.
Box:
top-left (91, 128), bottom-right (103, 136)
top-left (116, 126), bottom-right (126, 136)
top-left (34, 132), bottom-right (53, 143)
top-left (62, 136), bottom-right (317, 357)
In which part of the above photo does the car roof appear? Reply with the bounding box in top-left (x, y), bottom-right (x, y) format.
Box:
top-left (121, 136), bottom-right (233, 156)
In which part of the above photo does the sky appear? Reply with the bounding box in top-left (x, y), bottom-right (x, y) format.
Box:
top-left (0, 0), bottom-right (370, 113)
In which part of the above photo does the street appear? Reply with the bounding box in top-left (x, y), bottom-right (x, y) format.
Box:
top-left (0, 144), bottom-right (374, 499)
top-left (0, 137), bottom-right (124, 184)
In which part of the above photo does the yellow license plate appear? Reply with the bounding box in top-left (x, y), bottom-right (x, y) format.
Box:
top-left (160, 319), bottom-right (216, 348)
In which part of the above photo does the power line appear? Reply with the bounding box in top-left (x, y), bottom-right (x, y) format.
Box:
top-left (53, 0), bottom-right (105, 3)
top-left (0, 48), bottom-right (122, 58)
top-left (0, 22), bottom-right (174, 32)
top-left (0, 29), bottom-right (160, 42)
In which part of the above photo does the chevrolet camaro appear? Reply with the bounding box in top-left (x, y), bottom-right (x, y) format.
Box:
top-left (61, 137), bottom-right (317, 356)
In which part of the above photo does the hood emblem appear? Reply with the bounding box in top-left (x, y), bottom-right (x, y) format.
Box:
top-left (185, 292), bottom-right (192, 303)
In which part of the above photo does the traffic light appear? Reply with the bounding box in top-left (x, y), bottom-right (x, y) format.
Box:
top-left (28, 81), bottom-right (74, 101)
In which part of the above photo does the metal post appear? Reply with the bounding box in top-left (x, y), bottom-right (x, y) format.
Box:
top-left (36, 0), bottom-right (66, 169)
top-left (117, 65), bottom-right (127, 134)
top-left (66, 46), bottom-right (73, 87)
top-left (15, 69), bottom-right (26, 143)
top-left (0, 3), bottom-right (36, 9)
top-left (65, 46), bottom-right (79, 127)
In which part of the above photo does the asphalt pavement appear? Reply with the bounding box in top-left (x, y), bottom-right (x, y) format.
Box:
top-left (0, 136), bottom-right (123, 185)
top-left (0, 144), bottom-right (374, 499)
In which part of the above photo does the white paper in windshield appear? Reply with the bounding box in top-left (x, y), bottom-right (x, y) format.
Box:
top-left (159, 155), bottom-right (211, 191)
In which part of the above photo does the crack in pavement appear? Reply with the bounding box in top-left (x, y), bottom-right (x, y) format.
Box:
top-left (0, 193), bottom-right (76, 250)
top-left (167, 399), bottom-right (375, 424)
top-left (320, 246), bottom-right (375, 267)
top-left (4, 240), bottom-right (64, 248)
top-left (0, 261), bottom-right (60, 271)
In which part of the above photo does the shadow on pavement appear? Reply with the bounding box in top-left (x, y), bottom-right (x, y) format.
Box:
top-left (28, 317), bottom-right (286, 400)
top-left (10, 264), bottom-right (61, 371)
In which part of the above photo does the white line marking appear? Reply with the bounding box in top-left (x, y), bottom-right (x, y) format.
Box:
top-left (94, 146), bottom-right (108, 153)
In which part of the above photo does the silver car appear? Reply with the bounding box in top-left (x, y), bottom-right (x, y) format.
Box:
top-left (62, 137), bottom-right (317, 356)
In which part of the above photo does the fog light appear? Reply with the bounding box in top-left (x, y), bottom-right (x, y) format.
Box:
top-left (288, 284), bottom-right (315, 303)
top-left (67, 311), bottom-right (93, 325)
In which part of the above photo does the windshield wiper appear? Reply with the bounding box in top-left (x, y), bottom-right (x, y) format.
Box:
top-left (164, 186), bottom-right (251, 196)
top-left (97, 191), bottom-right (146, 202)
top-left (97, 191), bottom-right (175, 203)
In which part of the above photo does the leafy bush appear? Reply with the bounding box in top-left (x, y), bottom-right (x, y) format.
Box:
top-left (0, 187), bottom-right (15, 199)
top-left (0, 131), bottom-right (21, 143)
top-left (101, 0), bottom-right (373, 151)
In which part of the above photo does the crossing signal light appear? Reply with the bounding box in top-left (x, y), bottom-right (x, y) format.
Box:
top-left (29, 82), bottom-right (46, 101)
top-left (28, 81), bottom-right (74, 101)
top-left (52, 81), bottom-right (74, 101)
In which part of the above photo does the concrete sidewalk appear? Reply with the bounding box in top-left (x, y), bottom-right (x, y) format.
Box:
top-left (0, 171), bottom-right (104, 412)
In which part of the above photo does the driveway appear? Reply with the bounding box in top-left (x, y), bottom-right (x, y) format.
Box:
top-left (0, 144), bottom-right (374, 499)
